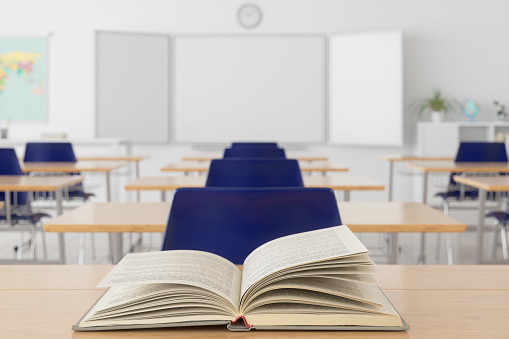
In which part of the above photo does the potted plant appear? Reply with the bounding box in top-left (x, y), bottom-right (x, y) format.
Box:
top-left (410, 89), bottom-right (459, 123)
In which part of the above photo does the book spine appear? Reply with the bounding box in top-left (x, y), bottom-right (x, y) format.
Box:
top-left (232, 316), bottom-right (253, 329)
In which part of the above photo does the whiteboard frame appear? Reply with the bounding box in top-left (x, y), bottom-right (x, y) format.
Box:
top-left (171, 34), bottom-right (328, 146)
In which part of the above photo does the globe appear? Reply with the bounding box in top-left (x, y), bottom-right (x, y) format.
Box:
top-left (462, 100), bottom-right (480, 122)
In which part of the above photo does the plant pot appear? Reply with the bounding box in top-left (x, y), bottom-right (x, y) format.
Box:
top-left (431, 111), bottom-right (443, 123)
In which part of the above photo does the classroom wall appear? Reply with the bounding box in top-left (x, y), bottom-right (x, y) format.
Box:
top-left (3, 0), bottom-right (509, 202)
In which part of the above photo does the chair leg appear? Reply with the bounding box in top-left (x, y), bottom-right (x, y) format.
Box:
top-left (501, 225), bottom-right (508, 261)
top-left (40, 227), bottom-right (48, 259)
top-left (493, 221), bottom-right (501, 260)
top-left (17, 232), bottom-right (24, 260)
top-left (445, 233), bottom-right (453, 265)
top-left (29, 228), bottom-right (37, 260)
top-left (435, 233), bottom-right (442, 260)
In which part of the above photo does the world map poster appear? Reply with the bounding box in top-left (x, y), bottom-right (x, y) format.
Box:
top-left (0, 37), bottom-right (47, 122)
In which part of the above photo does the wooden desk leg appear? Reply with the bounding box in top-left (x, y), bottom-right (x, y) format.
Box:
top-left (55, 189), bottom-right (66, 264)
top-left (343, 191), bottom-right (350, 202)
top-left (106, 172), bottom-right (111, 202)
top-left (5, 190), bottom-right (11, 225)
top-left (388, 161), bottom-right (394, 201)
top-left (109, 233), bottom-right (123, 264)
top-left (389, 233), bottom-right (398, 264)
top-left (418, 172), bottom-right (429, 264)
top-left (135, 162), bottom-right (140, 202)
top-left (477, 189), bottom-right (486, 264)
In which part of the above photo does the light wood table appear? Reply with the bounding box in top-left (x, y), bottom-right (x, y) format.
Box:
top-left (125, 175), bottom-right (384, 201)
top-left (160, 162), bottom-right (349, 175)
top-left (405, 161), bottom-right (509, 264)
top-left (44, 202), bottom-right (464, 265)
top-left (452, 175), bottom-right (509, 264)
top-left (77, 155), bottom-right (150, 201)
top-left (376, 155), bottom-right (453, 201)
top-left (1, 265), bottom-right (508, 338)
top-left (0, 175), bottom-right (84, 264)
top-left (182, 155), bottom-right (329, 162)
top-left (43, 202), bottom-right (170, 263)
top-left (339, 202), bottom-right (466, 264)
top-left (21, 161), bottom-right (126, 202)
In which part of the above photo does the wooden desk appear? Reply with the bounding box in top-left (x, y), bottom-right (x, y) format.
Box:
top-left (1, 265), bottom-right (508, 338)
top-left (160, 162), bottom-right (349, 175)
top-left (0, 175), bottom-right (84, 263)
top-left (452, 175), bottom-right (509, 264)
top-left (43, 202), bottom-right (169, 263)
top-left (77, 155), bottom-right (150, 201)
top-left (376, 155), bottom-right (454, 201)
top-left (21, 161), bottom-right (126, 202)
top-left (182, 155), bottom-right (329, 162)
top-left (125, 175), bottom-right (384, 201)
top-left (44, 202), bottom-right (464, 265)
top-left (404, 162), bottom-right (509, 264)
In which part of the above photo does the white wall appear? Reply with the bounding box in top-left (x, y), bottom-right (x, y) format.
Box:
top-left (3, 0), bottom-right (509, 202)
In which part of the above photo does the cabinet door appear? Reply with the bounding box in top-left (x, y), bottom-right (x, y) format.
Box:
top-left (418, 124), bottom-right (458, 156)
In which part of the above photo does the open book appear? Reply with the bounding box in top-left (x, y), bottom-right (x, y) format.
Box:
top-left (73, 226), bottom-right (408, 332)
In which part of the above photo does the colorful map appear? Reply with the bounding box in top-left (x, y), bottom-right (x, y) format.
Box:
top-left (0, 37), bottom-right (47, 122)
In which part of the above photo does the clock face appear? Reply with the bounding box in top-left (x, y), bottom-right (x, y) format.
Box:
top-left (238, 4), bottom-right (262, 29)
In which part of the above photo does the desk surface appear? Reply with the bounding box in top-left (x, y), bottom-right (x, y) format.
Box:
top-left (77, 155), bottom-right (150, 162)
top-left (21, 161), bottom-right (126, 173)
top-left (0, 175), bottom-right (84, 191)
top-left (377, 155), bottom-right (454, 162)
top-left (124, 175), bottom-right (384, 191)
top-left (182, 155), bottom-right (329, 162)
top-left (43, 201), bottom-right (465, 234)
top-left (406, 161), bottom-right (509, 172)
top-left (453, 175), bottom-right (509, 191)
top-left (43, 202), bottom-right (170, 233)
top-left (338, 202), bottom-right (466, 233)
top-left (160, 162), bottom-right (349, 173)
top-left (1, 265), bottom-right (508, 338)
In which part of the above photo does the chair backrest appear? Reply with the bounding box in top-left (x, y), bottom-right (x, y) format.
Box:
top-left (0, 148), bottom-right (27, 205)
top-left (223, 147), bottom-right (286, 158)
top-left (23, 142), bottom-right (77, 162)
top-left (231, 142), bottom-right (279, 149)
top-left (454, 142), bottom-right (508, 162)
top-left (161, 187), bottom-right (342, 264)
top-left (206, 159), bottom-right (304, 187)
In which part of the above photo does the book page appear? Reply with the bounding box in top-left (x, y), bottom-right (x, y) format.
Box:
top-left (97, 250), bottom-right (241, 309)
top-left (241, 226), bottom-right (367, 298)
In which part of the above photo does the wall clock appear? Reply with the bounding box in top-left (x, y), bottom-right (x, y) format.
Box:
top-left (237, 4), bottom-right (262, 29)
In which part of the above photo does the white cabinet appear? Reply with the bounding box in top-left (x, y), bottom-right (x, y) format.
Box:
top-left (417, 121), bottom-right (509, 156)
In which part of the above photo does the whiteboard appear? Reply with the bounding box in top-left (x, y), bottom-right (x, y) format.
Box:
top-left (173, 35), bottom-right (326, 144)
top-left (96, 31), bottom-right (169, 143)
top-left (329, 30), bottom-right (403, 146)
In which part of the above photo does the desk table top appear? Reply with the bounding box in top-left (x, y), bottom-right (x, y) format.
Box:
top-left (0, 175), bottom-right (84, 191)
top-left (77, 155), bottom-right (150, 162)
top-left (406, 161), bottom-right (509, 173)
top-left (160, 162), bottom-right (349, 173)
top-left (182, 155), bottom-right (329, 162)
top-left (0, 265), bottom-right (507, 338)
top-left (376, 154), bottom-right (454, 162)
top-left (21, 161), bottom-right (126, 173)
top-left (452, 175), bottom-right (509, 191)
top-left (124, 175), bottom-right (384, 191)
top-left (43, 202), bottom-right (465, 234)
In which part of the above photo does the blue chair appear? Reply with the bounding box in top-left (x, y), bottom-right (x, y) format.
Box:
top-left (23, 142), bottom-right (94, 200)
top-left (435, 142), bottom-right (508, 264)
top-left (206, 159), bottom-right (303, 188)
top-left (231, 142), bottom-right (279, 149)
top-left (161, 187), bottom-right (341, 264)
top-left (223, 147), bottom-right (286, 159)
top-left (0, 148), bottom-right (50, 260)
